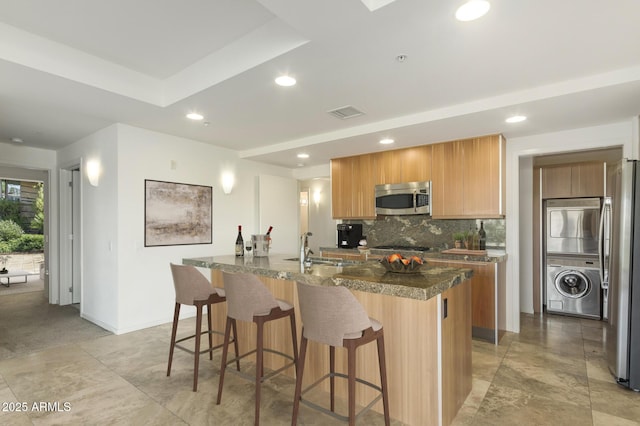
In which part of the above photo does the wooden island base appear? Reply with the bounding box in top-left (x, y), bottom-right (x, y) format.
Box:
top-left (209, 270), bottom-right (471, 426)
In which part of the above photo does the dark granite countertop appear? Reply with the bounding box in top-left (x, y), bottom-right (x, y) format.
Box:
top-left (320, 246), bottom-right (507, 263)
top-left (183, 254), bottom-right (472, 301)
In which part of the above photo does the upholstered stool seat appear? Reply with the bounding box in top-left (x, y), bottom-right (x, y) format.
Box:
top-left (292, 282), bottom-right (390, 426)
top-left (216, 271), bottom-right (298, 426)
top-left (167, 263), bottom-right (239, 392)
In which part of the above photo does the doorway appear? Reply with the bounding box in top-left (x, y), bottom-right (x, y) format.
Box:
top-left (0, 166), bottom-right (49, 298)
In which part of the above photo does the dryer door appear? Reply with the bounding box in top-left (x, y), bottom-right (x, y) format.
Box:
top-left (554, 270), bottom-right (592, 299)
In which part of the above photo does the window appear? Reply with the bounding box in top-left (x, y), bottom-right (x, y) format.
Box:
top-left (0, 180), bottom-right (21, 201)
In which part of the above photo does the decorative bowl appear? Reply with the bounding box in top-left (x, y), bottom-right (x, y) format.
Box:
top-left (379, 254), bottom-right (425, 274)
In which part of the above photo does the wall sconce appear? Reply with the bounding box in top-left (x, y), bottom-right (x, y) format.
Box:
top-left (313, 190), bottom-right (321, 206)
top-left (86, 159), bottom-right (101, 187)
top-left (221, 172), bottom-right (235, 195)
top-left (299, 191), bottom-right (309, 206)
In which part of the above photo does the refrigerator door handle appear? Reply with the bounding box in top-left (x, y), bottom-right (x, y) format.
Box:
top-left (599, 200), bottom-right (606, 282)
top-left (599, 198), bottom-right (611, 283)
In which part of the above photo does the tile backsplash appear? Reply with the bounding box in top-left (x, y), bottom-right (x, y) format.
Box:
top-left (345, 216), bottom-right (506, 249)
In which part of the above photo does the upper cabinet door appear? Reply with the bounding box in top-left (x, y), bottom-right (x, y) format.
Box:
top-left (462, 135), bottom-right (504, 217)
top-left (542, 165), bottom-right (572, 199)
top-left (541, 162), bottom-right (604, 199)
top-left (432, 135), bottom-right (505, 219)
top-left (374, 150), bottom-right (403, 185)
top-left (400, 145), bottom-right (432, 183)
top-left (571, 162), bottom-right (605, 197)
top-left (353, 154), bottom-right (376, 218)
top-left (432, 140), bottom-right (464, 217)
top-left (331, 157), bottom-right (354, 219)
top-left (331, 154), bottom-right (377, 219)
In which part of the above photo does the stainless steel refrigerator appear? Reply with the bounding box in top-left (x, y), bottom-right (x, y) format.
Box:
top-left (603, 159), bottom-right (640, 391)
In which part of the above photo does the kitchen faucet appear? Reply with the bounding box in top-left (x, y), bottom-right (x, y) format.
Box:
top-left (300, 232), bottom-right (314, 267)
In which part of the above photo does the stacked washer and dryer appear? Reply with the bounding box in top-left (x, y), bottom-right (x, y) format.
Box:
top-left (544, 198), bottom-right (604, 320)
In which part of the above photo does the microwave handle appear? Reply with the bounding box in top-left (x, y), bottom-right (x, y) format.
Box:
top-left (413, 190), bottom-right (417, 213)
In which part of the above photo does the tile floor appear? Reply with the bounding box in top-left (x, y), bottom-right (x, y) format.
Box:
top-left (0, 290), bottom-right (638, 425)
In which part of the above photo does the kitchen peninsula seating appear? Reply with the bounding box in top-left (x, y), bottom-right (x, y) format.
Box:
top-left (217, 271), bottom-right (299, 426)
top-left (167, 263), bottom-right (239, 392)
top-left (292, 282), bottom-right (390, 426)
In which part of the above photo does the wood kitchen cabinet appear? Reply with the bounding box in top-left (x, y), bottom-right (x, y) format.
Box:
top-left (331, 134), bottom-right (502, 219)
top-left (375, 145), bottom-right (432, 185)
top-left (398, 144), bottom-right (432, 183)
top-left (428, 258), bottom-right (506, 344)
top-left (431, 134), bottom-right (505, 219)
top-left (331, 156), bottom-right (354, 218)
top-left (331, 154), bottom-right (376, 219)
top-left (432, 140), bottom-right (464, 217)
top-left (541, 161), bottom-right (604, 199)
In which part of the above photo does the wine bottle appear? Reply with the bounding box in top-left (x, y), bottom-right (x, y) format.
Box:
top-left (479, 221), bottom-right (487, 250)
top-left (235, 225), bottom-right (244, 257)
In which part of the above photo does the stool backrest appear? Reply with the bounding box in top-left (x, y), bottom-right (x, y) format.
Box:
top-left (296, 282), bottom-right (371, 347)
top-left (222, 272), bottom-right (279, 321)
top-left (170, 263), bottom-right (214, 305)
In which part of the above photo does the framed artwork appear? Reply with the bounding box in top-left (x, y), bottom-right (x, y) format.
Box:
top-left (144, 179), bottom-right (212, 247)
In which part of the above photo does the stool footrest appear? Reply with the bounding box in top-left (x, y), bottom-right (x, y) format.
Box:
top-left (223, 348), bottom-right (296, 382)
top-left (298, 372), bottom-right (383, 422)
top-left (174, 330), bottom-right (234, 356)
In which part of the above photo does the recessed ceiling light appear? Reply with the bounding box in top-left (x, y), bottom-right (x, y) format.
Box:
top-left (505, 115), bottom-right (527, 123)
top-left (275, 75), bottom-right (296, 87)
top-left (379, 138), bottom-right (395, 145)
top-left (297, 153), bottom-right (310, 159)
top-left (186, 113), bottom-right (204, 120)
top-left (10, 137), bottom-right (23, 143)
top-left (455, 0), bottom-right (490, 21)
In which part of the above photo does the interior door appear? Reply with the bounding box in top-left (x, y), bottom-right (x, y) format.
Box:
top-left (72, 169), bottom-right (81, 304)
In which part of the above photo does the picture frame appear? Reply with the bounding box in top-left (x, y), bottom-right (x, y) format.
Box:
top-left (144, 179), bottom-right (212, 247)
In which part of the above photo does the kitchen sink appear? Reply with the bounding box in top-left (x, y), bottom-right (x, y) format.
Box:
top-left (283, 256), bottom-right (359, 267)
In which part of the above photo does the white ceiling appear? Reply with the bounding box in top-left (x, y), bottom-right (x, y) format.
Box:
top-left (1, 0), bottom-right (639, 169)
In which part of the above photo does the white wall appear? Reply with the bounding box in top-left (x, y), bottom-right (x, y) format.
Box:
top-left (57, 125), bottom-right (120, 329)
top-left (299, 178), bottom-right (336, 254)
top-left (505, 120), bottom-right (635, 333)
top-left (518, 157), bottom-right (534, 313)
top-left (114, 124), bottom-right (296, 334)
top-left (257, 174), bottom-right (299, 254)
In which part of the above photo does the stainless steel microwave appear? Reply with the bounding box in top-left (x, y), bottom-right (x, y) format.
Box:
top-left (375, 181), bottom-right (431, 215)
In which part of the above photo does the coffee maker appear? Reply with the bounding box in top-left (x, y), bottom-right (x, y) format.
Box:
top-left (337, 224), bottom-right (363, 248)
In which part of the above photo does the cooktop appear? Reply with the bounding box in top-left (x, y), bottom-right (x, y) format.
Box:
top-left (373, 245), bottom-right (430, 251)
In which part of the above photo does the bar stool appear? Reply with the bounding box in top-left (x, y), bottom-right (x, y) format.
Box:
top-left (217, 271), bottom-right (298, 426)
top-left (292, 282), bottom-right (390, 426)
top-left (167, 263), bottom-right (239, 392)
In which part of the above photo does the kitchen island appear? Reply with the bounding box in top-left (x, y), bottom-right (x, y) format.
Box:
top-left (183, 255), bottom-right (473, 426)
top-left (321, 247), bottom-right (508, 344)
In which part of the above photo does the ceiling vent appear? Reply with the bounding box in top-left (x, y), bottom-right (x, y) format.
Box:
top-left (327, 105), bottom-right (365, 120)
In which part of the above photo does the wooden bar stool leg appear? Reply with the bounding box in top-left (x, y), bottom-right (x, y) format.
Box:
top-left (289, 312), bottom-right (299, 367)
top-left (216, 317), bottom-right (233, 404)
top-left (207, 303), bottom-right (214, 360)
top-left (167, 303), bottom-right (180, 376)
top-left (330, 346), bottom-right (335, 412)
top-left (291, 335), bottom-right (308, 426)
top-left (232, 319), bottom-right (241, 371)
top-left (377, 333), bottom-right (390, 426)
top-left (347, 343), bottom-right (356, 426)
top-left (255, 318), bottom-right (265, 426)
top-left (193, 303), bottom-right (203, 392)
